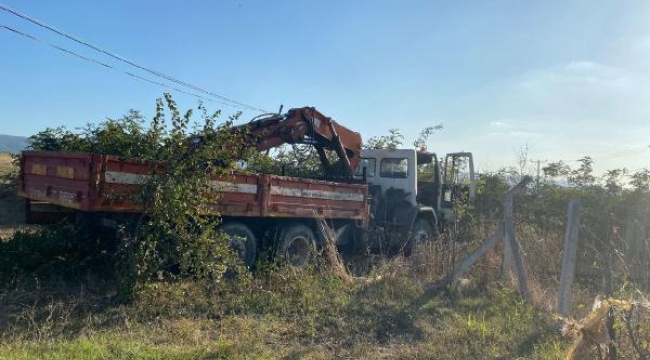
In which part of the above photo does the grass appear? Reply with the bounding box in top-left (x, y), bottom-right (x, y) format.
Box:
top-left (0, 255), bottom-right (570, 360)
top-left (1, 220), bottom-right (647, 359)
top-left (0, 217), bottom-right (646, 360)
top-left (0, 210), bottom-right (572, 359)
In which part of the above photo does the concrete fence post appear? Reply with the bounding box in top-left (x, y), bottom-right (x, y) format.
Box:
top-left (558, 199), bottom-right (582, 317)
top-left (431, 176), bottom-right (532, 299)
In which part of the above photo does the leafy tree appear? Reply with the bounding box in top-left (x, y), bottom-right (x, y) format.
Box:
top-left (413, 125), bottom-right (443, 150)
top-left (28, 127), bottom-right (86, 152)
top-left (601, 168), bottom-right (627, 194)
top-left (25, 94), bottom-right (254, 299)
top-left (542, 160), bottom-right (571, 179)
top-left (629, 169), bottom-right (650, 192)
top-left (363, 128), bottom-right (404, 150)
top-left (569, 156), bottom-right (596, 187)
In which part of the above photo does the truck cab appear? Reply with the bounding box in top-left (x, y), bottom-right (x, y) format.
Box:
top-left (354, 148), bottom-right (475, 252)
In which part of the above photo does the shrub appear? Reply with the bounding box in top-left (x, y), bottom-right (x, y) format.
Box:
top-left (0, 223), bottom-right (115, 284)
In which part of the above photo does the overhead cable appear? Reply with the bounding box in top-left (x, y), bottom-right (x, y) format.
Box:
top-left (0, 3), bottom-right (268, 112)
top-left (0, 24), bottom-right (244, 105)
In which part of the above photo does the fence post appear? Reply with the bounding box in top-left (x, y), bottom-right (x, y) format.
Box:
top-left (502, 195), bottom-right (515, 278)
top-left (439, 221), bottom-right (505, 286)
top-left (430, 176), bottom-right (532, 294)
top-left (558, 199), bottom-right (582, 317)
top-left (502, 176), bottom-right (532, 301)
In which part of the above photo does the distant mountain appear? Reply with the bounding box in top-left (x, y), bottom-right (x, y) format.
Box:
top-left (0, 134), bottom-right (28, 154)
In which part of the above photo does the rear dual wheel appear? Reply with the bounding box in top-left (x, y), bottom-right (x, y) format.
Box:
top-left (220, 222), bottom-right (318, 269)
top-left (276, 223), bottom-right (317, 268)
top-left (406, 218), bottom-right (438, 256)
top-left (219, 222), bottom-right (257, 269)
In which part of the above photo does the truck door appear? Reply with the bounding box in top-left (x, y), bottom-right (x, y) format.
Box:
top-left (440, 152), bottom-right (475, 221)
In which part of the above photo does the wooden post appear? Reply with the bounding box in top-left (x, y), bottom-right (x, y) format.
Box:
top-left (558, 199), bottom-right (582, 317)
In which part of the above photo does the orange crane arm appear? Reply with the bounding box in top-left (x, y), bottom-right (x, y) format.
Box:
top-left (240, 107), bottom-right (362, 179)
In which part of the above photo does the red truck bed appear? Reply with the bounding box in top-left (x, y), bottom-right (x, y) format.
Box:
top-left (18, 151), bottom-right (369, 221)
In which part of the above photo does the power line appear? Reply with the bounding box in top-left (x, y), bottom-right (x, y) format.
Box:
top-left (0, 3), bottom-right (268, 113)
top-left (0, 23), bottom-right (242, 105)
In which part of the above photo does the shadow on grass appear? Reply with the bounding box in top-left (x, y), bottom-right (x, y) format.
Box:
top-left (0, 275), bottom-right (122, 340)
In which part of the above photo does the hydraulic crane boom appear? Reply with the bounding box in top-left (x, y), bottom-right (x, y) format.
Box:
top-left (239, 107), bottom-right (362, 180)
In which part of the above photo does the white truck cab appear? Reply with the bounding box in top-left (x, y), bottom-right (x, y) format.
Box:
top-left (355, 149), bottom-right (419, 206)
top-left (354, 148), bottom-right (475, 251)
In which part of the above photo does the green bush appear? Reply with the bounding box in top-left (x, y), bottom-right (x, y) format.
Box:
top-left (15, 94), bottom-right (257, 299)
top-left (0, 223), bottom-right (115, 284)
top-left (471, 158), bottom-right (650, 293)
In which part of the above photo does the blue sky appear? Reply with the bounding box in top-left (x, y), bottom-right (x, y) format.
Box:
top-left (1, 0), bottom-right (649, 174)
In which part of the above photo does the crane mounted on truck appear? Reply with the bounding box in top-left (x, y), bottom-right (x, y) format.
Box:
top-left (18, 106), bottom-right (475, 267)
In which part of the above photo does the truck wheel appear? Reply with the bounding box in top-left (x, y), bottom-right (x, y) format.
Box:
top-left (407, 218), bottom-right (436, 255)
top-left (219, 222), bottom-right (257, 269)
top-left (277, 223), bottom-right (317, 268)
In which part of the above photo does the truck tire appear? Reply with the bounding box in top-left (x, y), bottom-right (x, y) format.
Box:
top-left (277, 223), bottom-right (317, 268)
top-left (406, 218), bottom-right (436, 256)
top-left (220, 222), bottom-right (257, 269)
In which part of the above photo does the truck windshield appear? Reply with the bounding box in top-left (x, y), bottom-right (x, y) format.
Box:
top-left (380, 158), bottom-right (408, 178)
top-left (354, 158), bottom-right (376, 177)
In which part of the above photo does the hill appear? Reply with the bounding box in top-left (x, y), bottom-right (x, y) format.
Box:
top-left (0, 134), bottom-right (28, 154)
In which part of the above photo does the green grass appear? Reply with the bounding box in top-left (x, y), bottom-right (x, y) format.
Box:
top-left (0, 265), bottom-right (569, 360)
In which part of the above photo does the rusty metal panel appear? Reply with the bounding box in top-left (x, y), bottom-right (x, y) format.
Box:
top-left (96, 156), bottom-right (162, 212)
top-left (207, 173), bottom-right (263, 217)
top-left (55, 166), bottom-right (75, 179)
top-left (19, 151), bottom-right (95, 210)
top-left (265, 175), bottom-right (368, 220)
top-left (29, 163), bottom-right (47, 176)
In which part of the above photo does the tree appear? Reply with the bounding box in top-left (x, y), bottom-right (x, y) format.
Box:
top-left (629, 168), bottom-right (650, 192)
top-left (26, 94), bottom-right (254, 299)
top-left (364, 128), bottom-right (404, 150)
top-left (543, 161), bottom-right (571, 179)
top-left (413, 125), bottom-right (443, 150)
top-left (569, 156), bottom-right (595, 187)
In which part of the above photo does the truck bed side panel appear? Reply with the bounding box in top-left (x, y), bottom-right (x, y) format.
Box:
top-left (265, 176), bottom-right (367, 220)
top-left (97, 155), bottom-right (162, 212)
top-left (18, 151), bottom-right (99, 210)
top-left (207, 173), bottom-right (263, 217)
top-left (19, 152), bottom-right (369, 222)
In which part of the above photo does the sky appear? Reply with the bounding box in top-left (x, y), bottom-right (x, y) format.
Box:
top-left (1, 0), bottom-right (650, 175)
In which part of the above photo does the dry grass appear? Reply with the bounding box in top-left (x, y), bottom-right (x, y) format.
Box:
top-left (0, 265), bottom-right (568, 360)
top-left (0, 219), bottom-right (572, 359)
top-left (0, 153), bottom-right (13, 176)
top-left (5, 218), bottom-right (645, 359)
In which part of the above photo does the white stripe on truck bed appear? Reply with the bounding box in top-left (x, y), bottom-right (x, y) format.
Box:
top-left (105, 171), bottom-right (150, 185)
top-left (104, 172), bottom-right (259, 194)
top-left (104, 171), bottom-right (362, 201)
top-left (210, 181), bottom-right (258, 194)
top-left (270, 186), bottom-right (365, 201)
